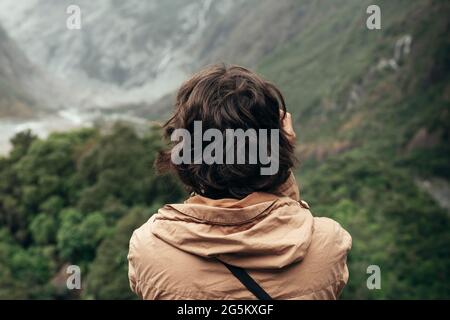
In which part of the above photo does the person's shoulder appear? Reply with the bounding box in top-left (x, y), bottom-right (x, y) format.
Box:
top-left (128, 212), bottom-right (222, 299)
top-left (128, 214), bottom-right (171, 275)
top-left (128, 212), bottom-right (202, 270)
top-left (129, 215), bottom-right (156, 251)
top-left (311, 216), bottom-right (352, 259)
top-left (291, 216), bottom-right (352, 298)
top-left (128, 215), bottom-right (174, 278)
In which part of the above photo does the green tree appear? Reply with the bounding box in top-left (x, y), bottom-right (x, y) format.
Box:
top-left (57, 209), bottom-right (110, 263)
top-left (30, 213), bottom-right (57, 245)
top-left (83, 206), bottom-right (157, 299)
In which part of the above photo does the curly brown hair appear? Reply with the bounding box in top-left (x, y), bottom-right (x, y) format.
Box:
top-left (155, 64), bottom-right (295, 199)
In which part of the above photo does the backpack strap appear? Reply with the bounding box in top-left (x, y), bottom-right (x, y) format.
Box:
top-left (220, 261), bottom-right (273, 300)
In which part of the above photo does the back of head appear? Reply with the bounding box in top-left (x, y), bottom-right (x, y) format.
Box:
top-left (156, 64), bottom-right (295, 199)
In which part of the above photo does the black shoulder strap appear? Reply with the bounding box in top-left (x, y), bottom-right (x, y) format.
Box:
top-left (220, 261), bottom-right (273, 300)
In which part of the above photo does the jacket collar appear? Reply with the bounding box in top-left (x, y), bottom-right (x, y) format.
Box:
top-left (167, 192), bottom-right (280, 225)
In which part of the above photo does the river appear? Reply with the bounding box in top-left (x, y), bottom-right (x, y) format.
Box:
top-left (0, 108), bottom-right (100, 155)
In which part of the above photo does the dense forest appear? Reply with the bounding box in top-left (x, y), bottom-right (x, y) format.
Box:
top-left (0, 126), bottom-right (186, 299)
top-left (0, 0), bottom-right (449, 299)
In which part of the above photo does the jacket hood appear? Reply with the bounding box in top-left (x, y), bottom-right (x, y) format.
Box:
top-left (150, 192), bottom-right (314, 269)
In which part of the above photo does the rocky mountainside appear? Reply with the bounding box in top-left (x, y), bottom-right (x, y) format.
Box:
top-left (0, 0), bottom-right (242, 109)
top-left (0, 0), bottom-right (321, 113)
top-left (0, 23), bottom-right (70, 117)
top-left (0, 25), bottom-right (42, 118)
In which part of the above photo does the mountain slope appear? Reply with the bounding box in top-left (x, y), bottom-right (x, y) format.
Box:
top-left (0, 24), bottom-right (67, 119)
top-left (0, 0), bottom-right (342, 112)
top-left (0, 0), bottom-right (244, 109)
top-left (0, 26), bottom-right (40, 118)
top-left (258, 0), bottom-right (450, 298)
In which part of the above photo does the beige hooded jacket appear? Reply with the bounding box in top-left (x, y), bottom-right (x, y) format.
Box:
top-left (128, 174), bottom-right (352, 299)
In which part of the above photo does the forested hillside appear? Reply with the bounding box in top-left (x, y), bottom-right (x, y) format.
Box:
top-left (0, 0), bottom-right (448, 299)
top-left (258, 0), bottom-right (449, 298)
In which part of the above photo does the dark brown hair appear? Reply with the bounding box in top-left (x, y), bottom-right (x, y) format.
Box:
top-left (156, 64), bottom-right (295, 199)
